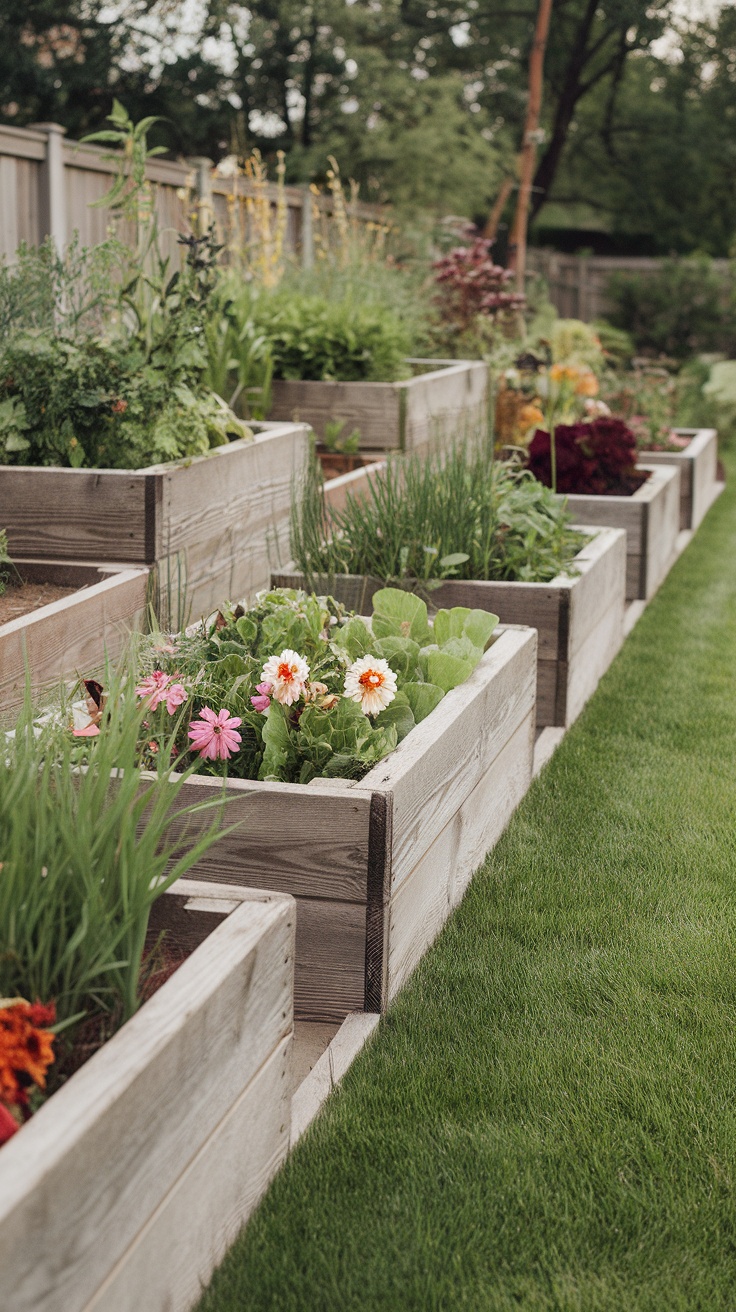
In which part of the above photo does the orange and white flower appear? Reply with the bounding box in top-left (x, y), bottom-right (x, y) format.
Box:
top-left (344, 655), bottom-right (397, 717)
top-left (260, 650), bottom-right (310, 706)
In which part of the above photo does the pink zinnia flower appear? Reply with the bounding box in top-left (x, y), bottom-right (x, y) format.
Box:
top-left (135, 671), bottom-right (187, 714)
top-left (260, 650), bottom-right (310, 706)
top-left (250, 681), bottom-right (272, 714)
top-left (72, 723), bottom-right (100, 738)
top-left (188, 707), bottom-right (242, 761)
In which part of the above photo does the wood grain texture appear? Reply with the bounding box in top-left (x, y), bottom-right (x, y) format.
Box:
top-left (642, 429), bottom-right (718, 530)
top-left (268, 361), bottom-right (488, 452)
top-left (386, 706), bottom-right (535, 1002)
top-left (322, 461), bottom-right (387, 515)
top-left (0, 565), bottom-right (149, 717)
top-left (561, 465), bottom-right (680, 602)
top-left (0, 468), bottom-right (148, 562)
top-left (361, 626), bottom-right (537, 892)
top-left (0, 887), bottom-right (294, 1312)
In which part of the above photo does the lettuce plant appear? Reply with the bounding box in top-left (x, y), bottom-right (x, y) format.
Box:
top-left (117, 587), bottom-right (499, 785)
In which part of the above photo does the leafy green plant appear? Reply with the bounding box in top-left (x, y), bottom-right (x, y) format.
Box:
top-left (321, 420), bottom-right (361, 456)
top-left (252, 291), bottom-right (413, 383)
top-left (0, 674), bottom-right (230, 1047)
top-left (126, 586), bottom-right (497, 785)
top-left (606, 256), bottom-right (736, 360)
top-left (291, 445), bottom-right (586, 586)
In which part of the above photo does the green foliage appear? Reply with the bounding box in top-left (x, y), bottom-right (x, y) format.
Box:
top-left (0, 675), bottom-right (228, 1045)
top-left (131, 586), bottom-right (492, 785)
top-left (550, 319), bottom-right (605, 373)
top-left (253, 291), bottom-right (413, 383)
top-left (606, 257), bottom-right (736, 360)
top-left (592, 320), bottom-right (636, 370)
top-left (0, 528), bottom-right (11, 596)
top-left (291, 445), bottom-right (586, 586)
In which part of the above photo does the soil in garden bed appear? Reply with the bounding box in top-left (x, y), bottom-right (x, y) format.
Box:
top-left (0, 581), bottom-right (77, 625)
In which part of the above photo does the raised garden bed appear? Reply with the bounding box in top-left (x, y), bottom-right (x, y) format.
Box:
top-left (167, 625), bottom-right (536, 1022)
top-left (273, 526), bottom-right (626, 729)
top-left (268, 359), bottom-right (489, 456)
top-left (639, 428), bottom-right (720, 531)
top-left (557, 463), bottom-right (681, 602)
top-left (0, 881), bottom-right (294, 1312)
top-left (0, 561), bottom-right (148, 718)
top-left (0, 421), bottom-right (309, 623)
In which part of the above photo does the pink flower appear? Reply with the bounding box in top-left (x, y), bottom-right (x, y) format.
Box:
top-left (188, 707), bottom-right (242, 761)
top-left (135, 671), bottom-right (187, 714)
top-left (250, 681), bottom-right (272, 714)
top-left (72, 724), bottom-right (100, 738)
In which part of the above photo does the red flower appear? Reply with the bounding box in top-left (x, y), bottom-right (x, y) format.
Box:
top-left (111, 398), bottom-right (128, 415)
top-left (528, 418), bottom-right (638, 495)
top-left (0, 1104), bottom-right (19, 1145)
top-left (0, 1000), bottom-right (56, 1112)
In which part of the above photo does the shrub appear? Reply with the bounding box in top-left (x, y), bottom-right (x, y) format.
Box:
top-left (253, 292), bottom-right (412, 383)
top-left (606, 256), bottom-right (736, 359)
top-left (528, 417), bottom-right (640, 496)
top-left (431, 238), bottom-right (525, 355)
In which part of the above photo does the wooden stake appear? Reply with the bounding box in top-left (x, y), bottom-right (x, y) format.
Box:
top-left (507, 0), bottom-right (554, 289)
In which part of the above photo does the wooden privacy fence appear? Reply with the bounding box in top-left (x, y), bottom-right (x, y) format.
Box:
top-left (527, 248), bottom-right (731, 322)
top-left (0, 121), bottom-right (389, 266)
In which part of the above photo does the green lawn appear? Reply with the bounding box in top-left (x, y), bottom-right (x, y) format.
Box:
top-left (198, 452), bottom-right (736, 1312)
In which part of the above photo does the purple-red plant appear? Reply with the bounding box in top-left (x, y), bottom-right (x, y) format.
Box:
top-left (528, 417), bottom-right (641, 495)
top-left (433, 238), bottom-right (525, 334)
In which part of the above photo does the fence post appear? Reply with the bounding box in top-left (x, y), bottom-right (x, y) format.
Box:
top-left (32, 123), bottom-right (66, 254)
top-left (301, 185), bottom-right (314, 270)
top-left (190, 157), bottom-right (215, 233)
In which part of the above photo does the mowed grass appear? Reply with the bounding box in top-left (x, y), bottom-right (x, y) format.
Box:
top-left (198, 453), bottom-right (736, 1312)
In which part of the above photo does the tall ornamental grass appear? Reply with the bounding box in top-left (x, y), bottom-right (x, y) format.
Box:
top-left (291, 444), bottom-right (586, 589)
top-left (0, 673), bottom-right (231, 1034)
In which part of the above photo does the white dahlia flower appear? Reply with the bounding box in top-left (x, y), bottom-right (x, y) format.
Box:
top-left (260, 649), bottom-right (310, 706)
top-left (344, 655), bottom-right (397, 717)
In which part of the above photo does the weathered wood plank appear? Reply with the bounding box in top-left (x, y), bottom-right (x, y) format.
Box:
top-left (0, 565), bottom-right (149, 717)
top-left (386, 706), bottom-right (535, 1001)
top-left (85, 1035), bottom-right (292, 1312)
top-left (0, 888), bottom-right (293, 1312)
top-left (640, 462), bottom-right (680, 596)
top-left (0, 469), bottom-right (148, 562)
top-left (361, 626), bottom-right (537, 892)
top-left (642, 428), bottom-right (718, 530)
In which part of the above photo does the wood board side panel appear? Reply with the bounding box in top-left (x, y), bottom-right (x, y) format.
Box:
top-left (402, 362), bottom-right (489, 452)
top-left (293, 897), bottom-right (367, 1022)
top-left (564, 527), bottom-right (627, 659)
top-left (386, 707), bottom-right (534, 1003)
top-left (690, 429), bottom-right (719, 530)
top-left (362, 627), bottom-right (537, 891)
top-left (158, 427), bottom-right (310, 617)
top-left (561, 579), bottom-right (626, 725)
top-left (562, 492), bottom-right (645, 554)
top-left (0, 568), bottom-right (149, 716)
top-left (84, 1037), bottom-right (292, 1312)
top-left (0, 899), bottom-right (293, 1312)
top-left (0, 469), bottom-right (148, 562)
top-left (641, 464), bottom-right (681, 598)
top-left (268, 379), bottom-right (400, 447)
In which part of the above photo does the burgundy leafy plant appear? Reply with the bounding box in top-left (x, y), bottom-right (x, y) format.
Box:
top-left (433, 238), bottom-right (525, 335)
top-left (528, 417), bottom-right (642, 496)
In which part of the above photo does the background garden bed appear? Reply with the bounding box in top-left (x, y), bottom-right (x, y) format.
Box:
top-left (0, 561), bottom-right (148, 717)
top-left (168, 626), bottom-right (536, 1022)
top-left (0, 881), bottom-right (294, 1312)
top-left (558, 463), bottom-right (681, 601)
top-left (273, 526), bottom-right (626, 729)
top-left (639, 427), bottom-right (720, 531)
top-left (267, 359), bottom-right (489, 456)
top-left (0, 421), bottom-right (309, 624)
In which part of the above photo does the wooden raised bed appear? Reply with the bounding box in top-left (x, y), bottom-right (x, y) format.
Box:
top-left (639, 428), bottom-right (719, 531)
top-left (272, 526), bottom-right (627, 729)
top-left (0, 420), bottom-right (309, 623)
top-left (558, 463), bottom-right (681, 602)
top-left (169, 626), bottom-right (537, 1022)
top-left (0, 881), bottom-right (294, 1312)
top-left (0, 561), bottom-right (148, 718)
top-left (268, 359), bottom-right (489, 455)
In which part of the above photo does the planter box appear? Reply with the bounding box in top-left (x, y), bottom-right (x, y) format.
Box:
top-left (273, 526), bottom-right (626, 730)
top-left (268, 359), bottom-right (489, 455)
top-left (0, 561), bottom-right (148, 718)
top-left (558, 464), bottom-right (681, 602)
top-left (0, 421), bottom-right (309, 623)
top-left (167, 626), bottom-right (536, 1023)
top-left (639, 428), bottom-right (719, 531)
top-left (0, 881), bottom-right (294, 1312)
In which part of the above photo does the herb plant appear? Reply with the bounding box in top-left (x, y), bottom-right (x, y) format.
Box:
top-left (124, 587), bottom-right (498, 785)
top-left (252, 292), bottom-right (412, 383)
top-left (291, 446), bottom-right (586, 586)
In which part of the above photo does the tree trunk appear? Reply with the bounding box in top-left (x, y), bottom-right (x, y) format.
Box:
top-left (507, 0), bottom-right (554, 288)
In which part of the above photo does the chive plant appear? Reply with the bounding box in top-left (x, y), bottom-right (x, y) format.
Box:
top-left (291, 445), bottom-right (586, 589)
top-left (0, 672), bottom-right (230, 1036)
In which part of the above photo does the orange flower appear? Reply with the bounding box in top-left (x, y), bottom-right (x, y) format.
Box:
top-left (0, 1000), bottom-right (56, 1110)
top-left (575, 372), bottom-right (599, 397)
top-left (549, 363), bottom-right (579, 384)
top-left (519, 403), bottom-right (545, 431)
